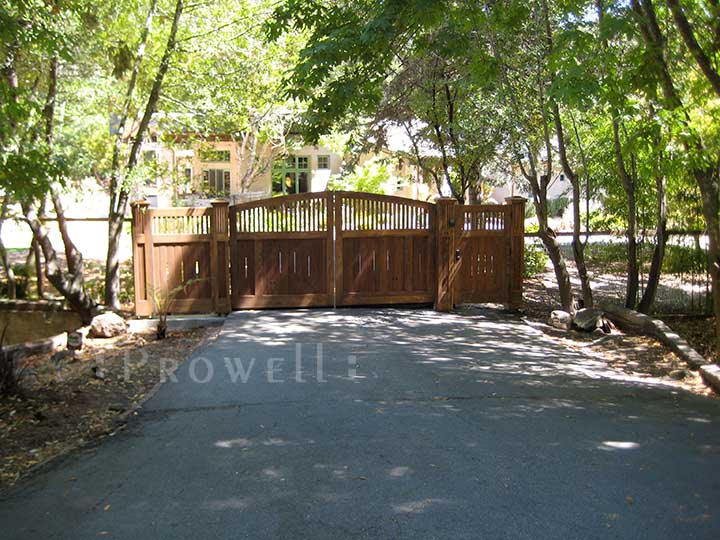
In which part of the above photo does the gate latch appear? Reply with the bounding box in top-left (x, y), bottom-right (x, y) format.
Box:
top-left (455, 248), bottom-right (461, 262)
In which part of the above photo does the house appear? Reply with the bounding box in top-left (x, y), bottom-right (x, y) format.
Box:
top-left (135, 133), bottom-right (435, 207)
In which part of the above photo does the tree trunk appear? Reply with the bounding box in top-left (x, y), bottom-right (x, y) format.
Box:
top-left (27, 238), bottom-right (45, 298)
top-left (19, 55), bottom-right (97, 322)
top-left (0, 199), bottom-right (16, 299)
top-left (538, 226), bottom-right (575, 312)
top-left (104, 0), bottom-right (159, 309)
top-left (696, 170), bottom-right (720, 339)
top-left (638, 169), bottom-right (667, 313)
top-left (666, 0), bottom-right (720, 98)
top-left (524, 167), bottom-right (575, 313)
top-left (50, 185), bottom-right (85, 283)
top-left (611, 119), bottom-right (639, 308)
top-left (632, 0), bottom-right (720, 339)
top-left (105, 0), bottom-right (183, 309)
top-left (23, 204), bottom-right (97, 323)
top-left (551, 103), bottom-right (593, 307)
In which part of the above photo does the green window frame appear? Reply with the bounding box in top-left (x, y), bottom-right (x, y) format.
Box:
top-left (203, 169), bottom-right (230, 196)
top-left (317, 155), bottom-right (330, 169)
top-left (272, 155), bottom-right (310, 195)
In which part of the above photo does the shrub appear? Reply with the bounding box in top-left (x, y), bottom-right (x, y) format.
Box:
top-left (662, 243), bottom-right (707, 274)
top-left (524, 243), bottom-right (548, 277)
top-left (586, 210), bottom-right (626, 233)
top-left (584, 241), bottom-right (628, 269)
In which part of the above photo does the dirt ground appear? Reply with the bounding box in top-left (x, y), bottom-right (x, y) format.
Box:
top-left (523, 276), bottom-right (714, 397)
top-left (0, 327), bottom-right (217, 489)
top-left (657, 314), bottom-right (718, 365)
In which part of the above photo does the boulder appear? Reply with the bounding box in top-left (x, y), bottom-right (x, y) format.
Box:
top-left (548, 310), bottom-right (572, 330)
top-left (89, 312), bottom-right (127, 338)
top-left (572, 308), bottom-right (605, 332)
top-left (92, 366), bottom-right (107, 380)
top-left (668, 369), bottom-right (689, 381)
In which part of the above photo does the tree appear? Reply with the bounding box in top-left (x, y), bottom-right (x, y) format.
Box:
top-left (1, 0), bottom-right (98, 322)
top-left (630, 0), bottom-right (720, 338)
top-left (104, 0), bottom-right (184, 310)
top-left (268, 0), bottom-right (578, 311)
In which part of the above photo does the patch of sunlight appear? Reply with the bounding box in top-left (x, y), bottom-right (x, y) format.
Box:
top-left (215, 437), bottom-right (251, 448)
top-left (261, 467), bottom-right (285, 480)
top-left (393, 498), bottom-right (451, 514)
top-left (388, 466), bottom-right (412, 478)
top-left (204, 497), bottom-right (250, 510)
top-left (598, 441), bottom-right (641, 451)
top-left (314, 463), bottom-right (351, 480)
top-left (687, 417), bottom-right (712, 424)
top-left (214, 437), bottom-right (290, 449)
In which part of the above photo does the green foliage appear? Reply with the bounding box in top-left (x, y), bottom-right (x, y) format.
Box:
top-left (81, 260), bottom-right (133, 305)
top-left (583, 241), bottom-right (630, 272)
top-left (586, 210), bottom-right (627, 233)
top-left (524, 203), bottom-right (536, 219)
top-left (662, 243), bottom-right (708, 275)
top-left (524, 242), bottom-right (548, 277)
top-left (546, 196), bottom-right (570, 218)
top-left (328, 157), bottom-right (391, 194)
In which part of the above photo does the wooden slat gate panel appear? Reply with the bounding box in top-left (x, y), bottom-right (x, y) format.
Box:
top-left (335, 192), bottom-right (436, 306)
top-left (454, 204), bottom-right (511, 304)
top-left (229, 192), bottom-right (334, 309)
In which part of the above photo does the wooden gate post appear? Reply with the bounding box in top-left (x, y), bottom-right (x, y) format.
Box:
top-left (505, 196), bottom-right (526, 310)
top-left (131, 200), bottom-right (152, 316)
top-left (435, 197), bottom-right (458, 312)
top-left (210, 199), bottom-right (231, 314)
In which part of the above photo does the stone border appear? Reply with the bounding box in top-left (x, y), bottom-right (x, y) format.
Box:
top-left (601, 304), bottom-right (719, 394)
top-left (0, 299), bottom-right (66, 312)
top-left (5, 315), bottom-right (226, 363)
top-left (128, 315), bottom-right (226, 334)
top-left (4, 331), bottom-right (68, 361)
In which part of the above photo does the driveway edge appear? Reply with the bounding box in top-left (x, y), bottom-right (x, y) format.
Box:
top-left (601, 304), bottom-right (719, 394)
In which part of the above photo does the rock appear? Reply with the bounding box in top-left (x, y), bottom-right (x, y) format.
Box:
top-left (548, 310), bottom-right (572, 330)
top-left (573, 308), bottom-right (605, 332)
top-left (600, 318), bottom-right (615, 334)
top-left (51, 349), bottom-right (75, 365)
top-left (92, 366), bottom-right (107, 380)
top-left (108, 401), bottom-right (129, 413)
top-left (668, 369), bottom-right (689, 381)
top-left (89, 312), bottom-right (127, 338)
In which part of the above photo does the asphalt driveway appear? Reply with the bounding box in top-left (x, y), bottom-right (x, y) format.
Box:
top-left (2, 307), bottom-right (719, 539)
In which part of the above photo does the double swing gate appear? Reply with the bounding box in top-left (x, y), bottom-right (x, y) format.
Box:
top-left (131, 191), bottom-right (525, 315)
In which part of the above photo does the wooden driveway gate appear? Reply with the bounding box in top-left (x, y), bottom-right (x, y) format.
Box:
top-left (131, 192), bottom-right (525, 315)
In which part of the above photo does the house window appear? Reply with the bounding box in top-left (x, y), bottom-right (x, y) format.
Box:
top-left (143, 150), bottom-right (157, 163)
top-left (183, 167), bottom-right (192, 180)
top-left (317, 155), bottom-right (330, 169)
top-left (272, 155), bottom-right (309, 195)
top-left (199, 148), bottom-right (231, 162)
top-left (203, 169), bottom-right (230, 196)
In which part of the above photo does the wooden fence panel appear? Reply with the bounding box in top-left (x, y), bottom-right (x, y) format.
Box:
top-left (131, 200), bottom-right (230, 316)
